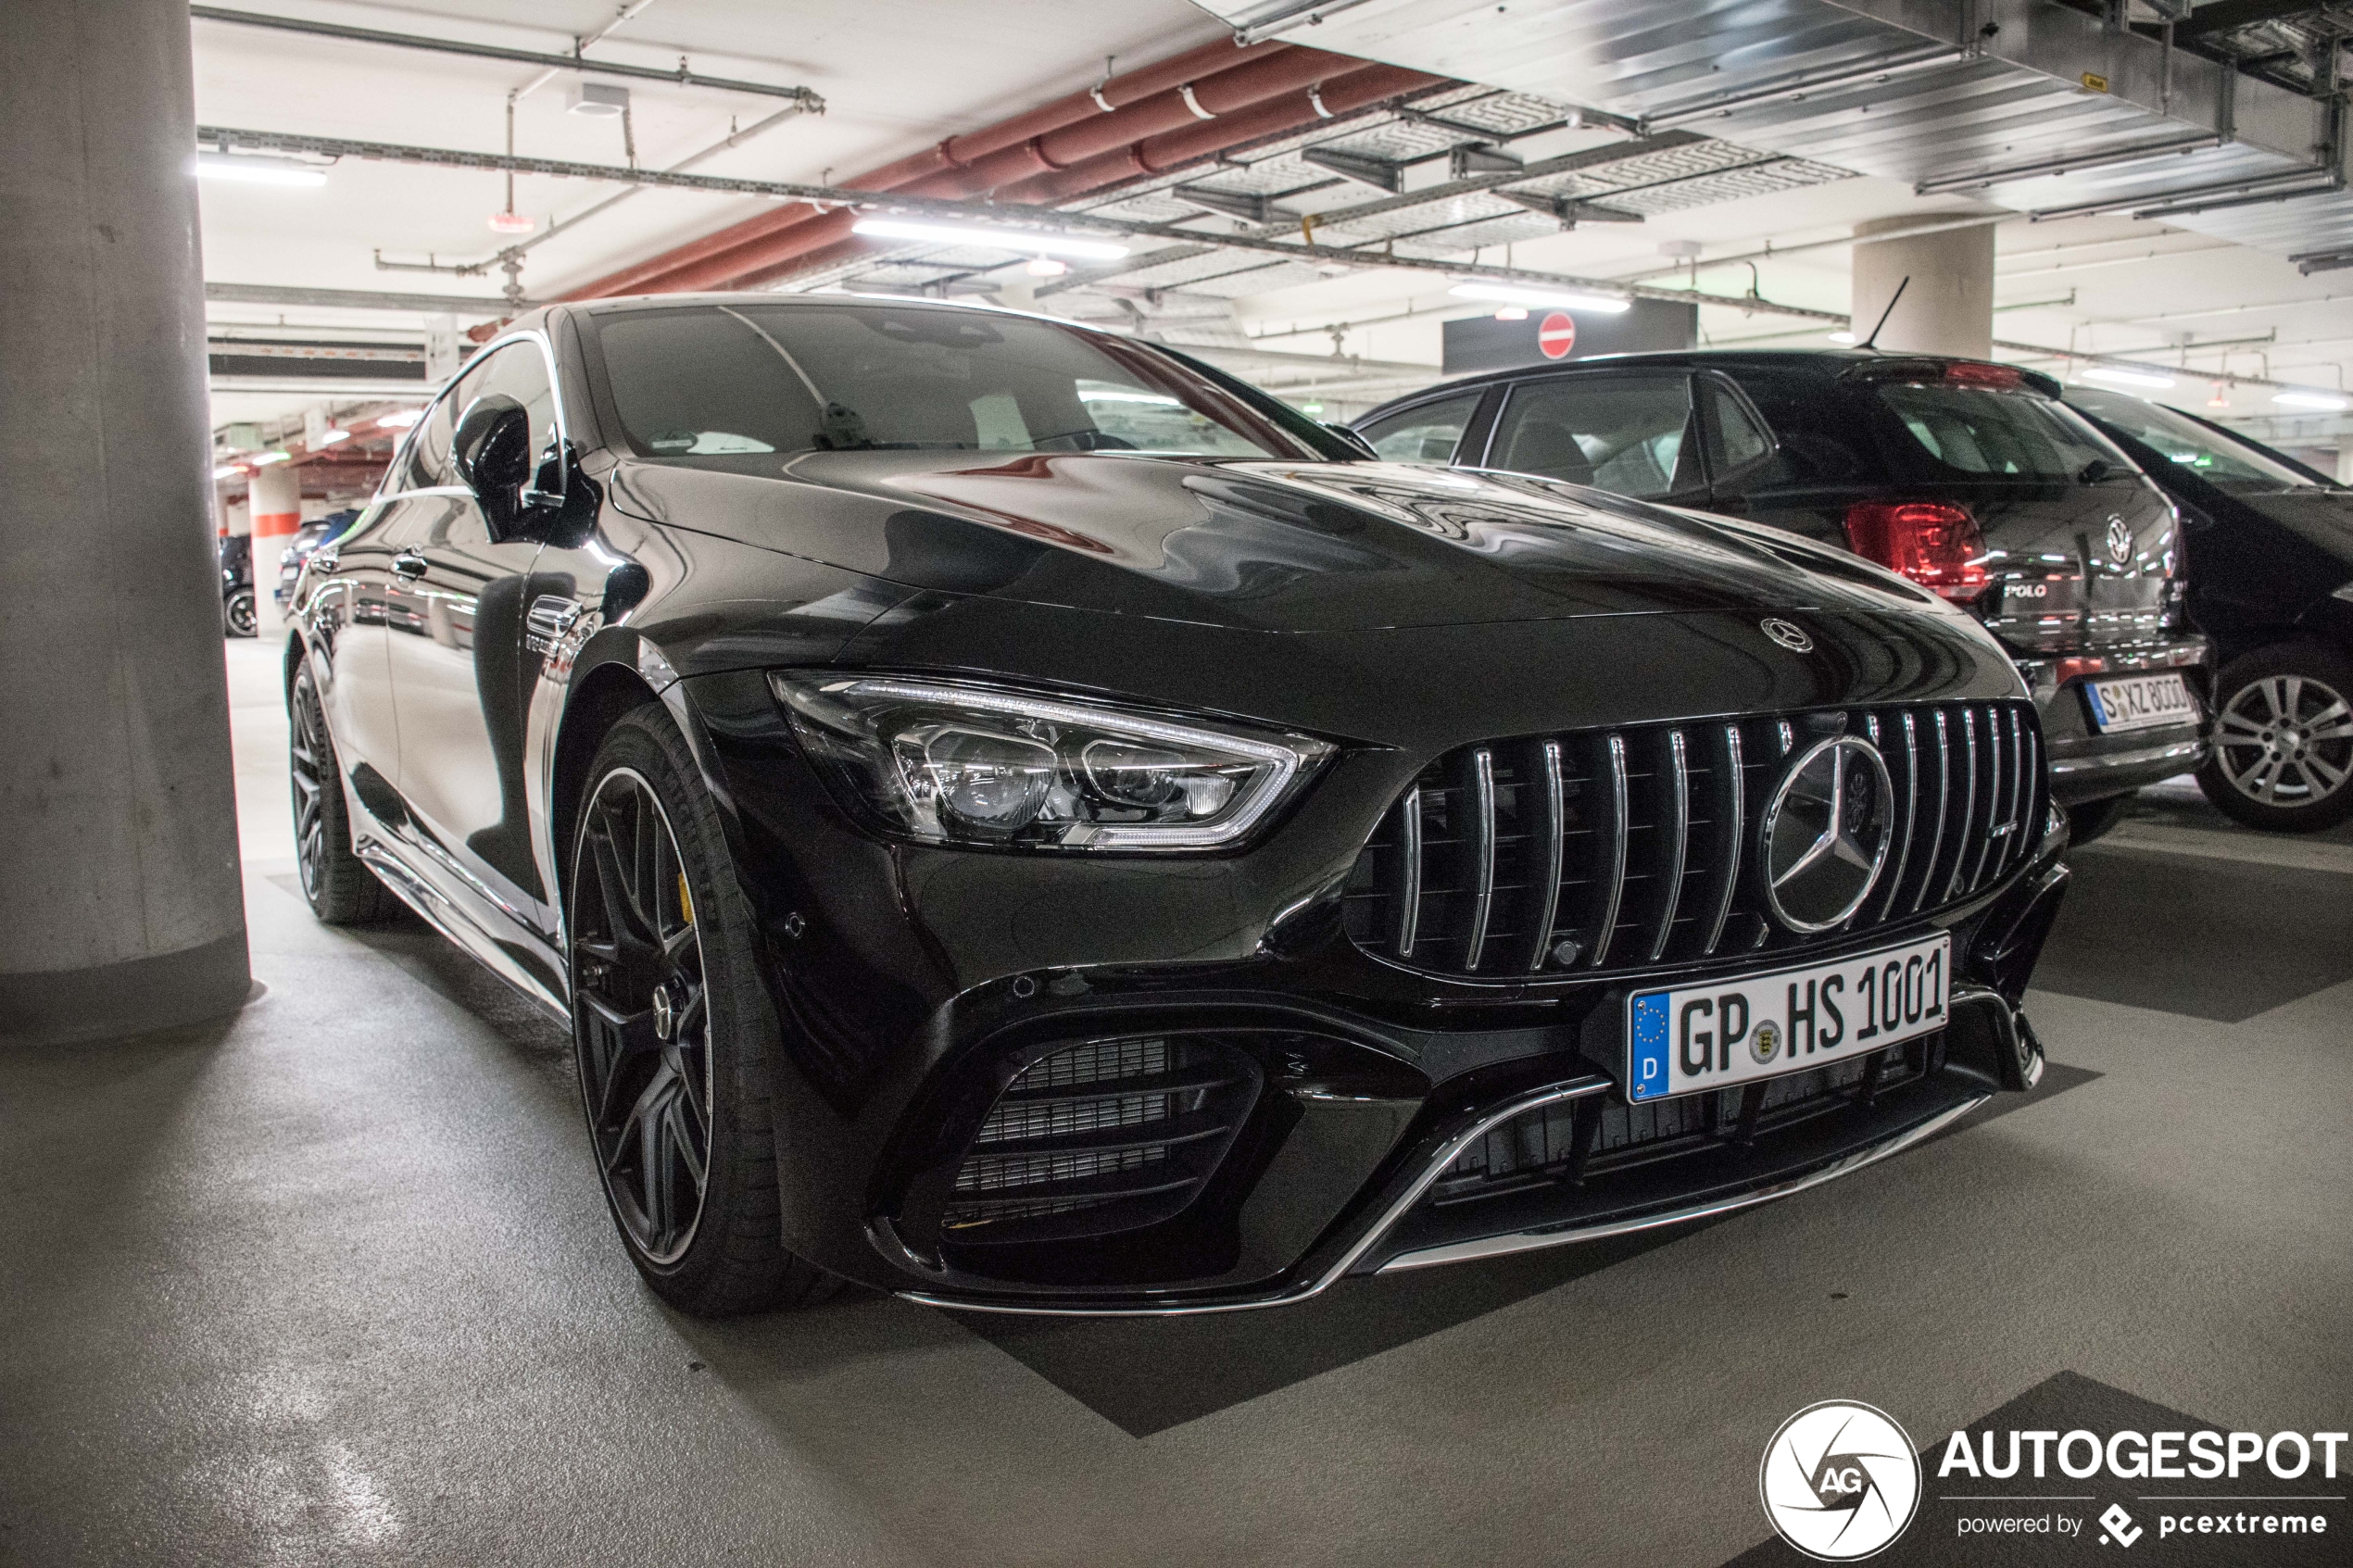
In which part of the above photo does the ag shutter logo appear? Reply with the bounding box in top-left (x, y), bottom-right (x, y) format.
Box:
top-left (2098, 1503), bottom-right (2144, 1547)
top-left (1761, 1400), bottom-right (1922, 1562)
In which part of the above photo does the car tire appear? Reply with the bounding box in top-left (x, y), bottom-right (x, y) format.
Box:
top-left (2196, 645), bottom-right (2353, 834)
top-left (224, 588), bottom-right (258, 638)
top-left (289, 659), bottom-right (397, 925)
top-left (568, 703), bottom-right (841, 1317)
top-left (2064, 795), bottom-right (2133, 846)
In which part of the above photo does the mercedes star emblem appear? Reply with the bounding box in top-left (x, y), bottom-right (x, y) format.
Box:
top-left (1759, 735), bottom-right (1896, 933)
top-left (1760, 618), bottom-right (1815, 654)
top-left (2105, 514), bottom-right (2133, 566)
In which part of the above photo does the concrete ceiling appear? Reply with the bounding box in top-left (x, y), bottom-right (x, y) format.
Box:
top-left (194, 0), bottom-right (2353, 464)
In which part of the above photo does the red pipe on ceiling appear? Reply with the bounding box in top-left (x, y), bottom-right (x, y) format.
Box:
top-left (998, 63), bottom-right (1447, 206)
top-left (560, 37), bottom-right (1317, 301)
top-left (715, 64), bottom-right (1451, 293)
top-left (623, 58), bottom-right (1438, 297)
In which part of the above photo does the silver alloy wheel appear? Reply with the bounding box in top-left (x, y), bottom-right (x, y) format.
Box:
top-left (570, 766), bottom-right (713, 1267)
top-left (2213, 673), bottom-right (2353, 809)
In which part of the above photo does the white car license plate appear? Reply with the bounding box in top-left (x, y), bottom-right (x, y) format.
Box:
top-left (2084, 671), bottom-right (2196, 734)
top-left (1626, 934), bottom-right (1951, 1103)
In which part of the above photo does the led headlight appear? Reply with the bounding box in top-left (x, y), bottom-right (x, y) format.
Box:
top-left (769, 673), bottom-right (1334, 851)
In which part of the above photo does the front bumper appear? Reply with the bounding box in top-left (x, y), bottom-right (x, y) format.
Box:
top-left (687, 668), bottom-right (2072, 1314)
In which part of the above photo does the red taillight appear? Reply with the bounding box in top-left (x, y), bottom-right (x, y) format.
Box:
top-left (1844, 501), bottom-right (1992, 603)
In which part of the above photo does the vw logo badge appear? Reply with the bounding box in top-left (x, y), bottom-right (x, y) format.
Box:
top-left (2105, 514), bottom-right (2133, 566)
top-left (1760, 618), bottom-right (1815, 654)
top-left (1759, 735), bottom-right (1895, 933)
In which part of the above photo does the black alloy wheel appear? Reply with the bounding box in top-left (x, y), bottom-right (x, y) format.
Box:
top-left (224, 588), bottom-right (258, 638)
top-left (288, 660), bottom-right (394, 924)
top-left (2197, 646), bottom-right (2353, 833)
top-left (567, 707), bottom-right (838, 1313)
top-left (573, 763), bottom-right (714, 1266)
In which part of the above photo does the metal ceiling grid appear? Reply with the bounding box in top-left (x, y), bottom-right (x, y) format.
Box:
top-left (1198, 0), bottom-right (2345, 260)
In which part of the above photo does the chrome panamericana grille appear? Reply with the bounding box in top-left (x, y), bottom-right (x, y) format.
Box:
top-left (1341, 701), bottom-right (2043, 980)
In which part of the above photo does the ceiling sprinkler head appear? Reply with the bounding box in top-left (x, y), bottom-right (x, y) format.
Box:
top-left (2208, 384), bottom-right (2230, 408)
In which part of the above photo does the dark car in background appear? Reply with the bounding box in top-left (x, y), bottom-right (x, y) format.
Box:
top-left (276, 508), bottom-right (359, 610)
top-left (1357, 351), bottom-right (2209, 841)
top-left (218, 533), bottom-right (256, 638)
top-left (2060, 387), bottom-right (2353, 832)
top-left (285, 296), bottom-right (2066, 1318)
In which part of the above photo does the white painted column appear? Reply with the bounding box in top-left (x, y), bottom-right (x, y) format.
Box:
top-left (1851, 216), bottom-right (1997, 358)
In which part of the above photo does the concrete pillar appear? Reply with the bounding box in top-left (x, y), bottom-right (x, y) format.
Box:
top-left (0, 0), bottom-right (250, 1045)
top-left (1851, 216), bottom-right (1997, 359)
top-left (248, 458), bottom-right (300, 543)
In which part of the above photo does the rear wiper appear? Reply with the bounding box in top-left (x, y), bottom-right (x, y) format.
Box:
top-left (2077, 458), bottom-right (2117, 484)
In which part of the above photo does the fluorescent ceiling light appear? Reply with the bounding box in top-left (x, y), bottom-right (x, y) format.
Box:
top-left (1076, 389), bottom-right (1181, 405)
top-left (2081, 367), bottom-right (2175, 391)
top-left (487, 210), bottom-right (535, 234)
top-left (376, 408), bottom-right (424, 429)
top-left (211, 464), bottom-right (244, 481)
top-left (2272, 389), bottom-right (2350, 411)
top-left (317, 429), bottom-right (350, 446)
top-left (1492, 307), bottom-right (1528, 321)
top-left (1826, 330), bottom-right (1857, 344)
top-left (195, 151), bottom-right (328, 188)
top-left (250, 450), bottom-right (291, 465)
top-left (850, 218), bottom-right (1128, 260)
top-left (1448, 282), bottom-right (1632, 315)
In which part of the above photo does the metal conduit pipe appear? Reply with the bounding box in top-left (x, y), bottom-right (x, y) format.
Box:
top-left (564, 39), bottom-right (1314, 299)
top-left (607, 55), bottom-right (1407, 296)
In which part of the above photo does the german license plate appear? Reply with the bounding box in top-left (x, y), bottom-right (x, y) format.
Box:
top-left (1625, 934), bottom-right (1950, 1103)
top-left (2084, 671), bottom-right (2196, 734)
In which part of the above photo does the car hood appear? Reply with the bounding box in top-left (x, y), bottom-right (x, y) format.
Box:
top-left (605, 450), bottom-right (1961, 634)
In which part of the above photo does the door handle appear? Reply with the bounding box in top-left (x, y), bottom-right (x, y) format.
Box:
top-left (392, 549), bottom-right (428, 581)
top-left (527, 594), bottom-right (583, 644)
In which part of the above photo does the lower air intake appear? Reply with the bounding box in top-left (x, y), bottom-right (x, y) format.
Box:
top-left (944, 1035), bottom-right (1260, 1244)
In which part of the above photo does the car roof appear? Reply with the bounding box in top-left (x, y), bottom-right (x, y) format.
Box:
top-left (1358, 347), bottom-right (2057, 417)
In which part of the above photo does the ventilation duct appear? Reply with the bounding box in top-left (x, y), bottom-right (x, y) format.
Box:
top-left (1195, 0), bottom-right (2347, 258)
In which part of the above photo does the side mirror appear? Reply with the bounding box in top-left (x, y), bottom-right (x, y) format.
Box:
top-left (452, 394), bottom-right (539, 536)
top-left (1322, 421), bottom-right (1378, 460)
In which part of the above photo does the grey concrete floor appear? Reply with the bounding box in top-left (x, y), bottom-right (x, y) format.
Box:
top-left (3, 635), bottom-right (2348, 1567)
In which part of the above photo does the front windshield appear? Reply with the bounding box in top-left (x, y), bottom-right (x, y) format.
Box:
top-left (587, 302), bottom-right (1313, 461)
top-left (2063, 386), bottom-right (2322, 494)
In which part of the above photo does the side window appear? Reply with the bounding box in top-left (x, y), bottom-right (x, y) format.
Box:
top-left (1703, 378), bottom-right (1775, 483)
top-left (1733, 371), bottom-right (1869, 484)
top-left (398, 396), bottom-right (456, 491)
top-left (1488, 373), bottom-right (1699, 498)
top-left (1358, 392), bottom-right (1481, 464)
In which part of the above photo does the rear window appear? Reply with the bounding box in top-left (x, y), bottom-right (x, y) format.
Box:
top-left (1875, 383), bottom-right (2130, 482)
top-left (2062, 386), bottom-right (2322, 494)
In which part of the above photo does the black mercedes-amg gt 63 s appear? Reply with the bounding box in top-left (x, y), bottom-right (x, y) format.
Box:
top-left (285, 295), bottom-right (2069, 1317)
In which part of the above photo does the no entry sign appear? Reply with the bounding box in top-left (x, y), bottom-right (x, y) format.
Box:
top-left (1538, 311), bottom-right (1577, 358)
